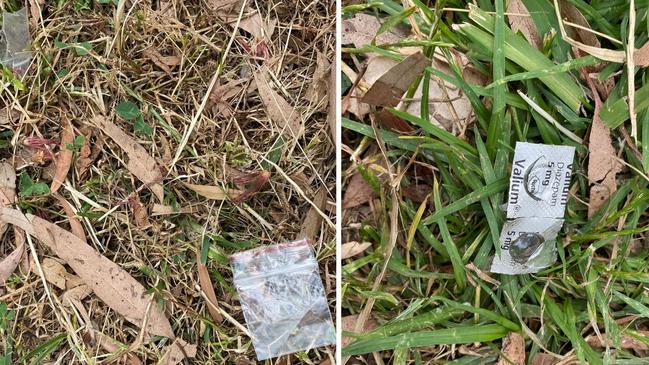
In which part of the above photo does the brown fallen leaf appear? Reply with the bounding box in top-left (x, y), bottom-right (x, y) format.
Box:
top-left (433, 48), bottom-right (489, 86)
top-left (554, 1), bottom-right (649, 67)
top-left (343, 58), bottom-right (394, 120)
top-left (362, 52), bottom-right (430, 107)
top-left (74, 130), bottom-right (93, 178)
top-left (327, 59), bottom-right (337, 141)
top-left (375, 109), bottom-right (416, 133)
top-left (0, 163), bottom-right (16, 204)
top-left (86, 329), bottom-right (144, 365)
top-left (159, 338), bottom-right (197, 365)
top-left (341, 13), bottom-right (406, 48)
top-left (0, 162), bottom-right (16, 236)
top-left (214, 0), bottom-right (274, 58)
top-left (253, 67), bottom-right (303, 138)
top-left (151, 204), bottom-right (201, 216)
top-left (0, 108), bottom-right (20, 125)
top-left (0, 208), bottom-right (174, 338)
top-left (298, 188), bottom-right (328, 239)
top-left (208, 78), bottom-right (247, 117)
top-left (529, 353), bottom-right (560, 365)
top-left (586, 331), bottom-right (649, 350)
top-left (341, 241), bottom-right (372, 260)
top-left (0, 162), bottom-right (23, 294)
top-left (142, 48), bottom-right (181, 76)
top-left (40, 258), bottom-right (85, 293)
top-left (238, 15), bottom-right (276, 46)
top-left (51, 119), bottom-right (74, 194)
top-left (61, 283), bottom-right (92, 304)
top-left (0, 240), bottom-right (24, 294)
top-left (497, 332), bottom-right (525, 365)
top-left (196, 250), bottom-right (224, 323)
top-left (586, 77), bottom-right (620, 217)
top-left (306, 51), bottom-right (331, 104)
top-left (341, 314), bottom-right (378, 347)
top-left (15, 227), bottom-right (28, 275)
top-left (27, 0), bottom-right (43, 28)
top-left (396, 50), bottom-right (479, 136)
top-left (55, 195), bottom-right (86, 242)
top-left (342, 173), bottom-right (375, 209)
top-left (183, 183), bottom-right (242, 200)
top-left (507, 0), bottom-right (541, 48)
top-left (91, 116), bottom-right (164, 202)
top-left (131, 195), bottom-right (149, 227)
top-left (209, 0), bottom-right (240, 12)
top-left (560, 0), bottom-right (599, 47)
top-left (232, 170), bottom-right (271, 204)
top-left (402, 184), bottom-right (432, 203)
top-left (41, 258), bottom-right (69, 289)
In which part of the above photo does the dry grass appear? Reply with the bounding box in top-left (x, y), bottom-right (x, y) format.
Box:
top-left (1, 0), bottom-right (335, 363)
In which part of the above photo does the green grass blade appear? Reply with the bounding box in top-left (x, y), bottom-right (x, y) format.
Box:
top-left (432, 179), bottom-right (467, 291)
top-left (461, 6), bottom-right (585, 111)
top-left (487, 0), bottom-right (506, 157)
top-left (20, 334), bottom-right (66, 365)
top-left (600, 82), bottom-right (649, 128)
top-left (389, 108), bottom-right (477, 155)
top-left (429, 296), bottom-right (521, 331)
top-left (613, 291), bottom-right (649, 317)
top-left (342, 117), bottom-right (419, 151)
top-left (422, 178), bottom-right (508, 225)
top-left (355, 306), bottom-right (464, 339)
top-left (377, 6), bottom-right (417, 36)
top-left (342, 324), bottom-right (509, 356)
top-left (485, 56), bottom-right (600, 88)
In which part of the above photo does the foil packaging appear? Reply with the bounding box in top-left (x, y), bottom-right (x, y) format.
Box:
top-left (490, 142), bottom-right (575, 274)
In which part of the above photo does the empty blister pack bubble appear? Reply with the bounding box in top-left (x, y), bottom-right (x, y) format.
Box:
top-left (231, 239), bottom-right (335, 360)
top-left (1, 8), bottom-right (31, 74)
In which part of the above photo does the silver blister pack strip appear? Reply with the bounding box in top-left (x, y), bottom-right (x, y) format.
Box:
top-left (506, 142), bottom-right (575, 219)
top-left (490, 142), bottom-right (575, 274)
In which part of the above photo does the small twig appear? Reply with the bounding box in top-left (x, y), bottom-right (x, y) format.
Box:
top-left (517, 90), bottom-right (583, 143)
top-left (628, 0), bottom-right (637, 142)
top-left (341, 61), bottom-right (368, 114)
top-left (618, 125), bottom-right (642, 162)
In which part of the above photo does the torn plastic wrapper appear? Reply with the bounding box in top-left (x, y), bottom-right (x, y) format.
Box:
top-left (489, 142), bottom-right (575, 275)
top-left (231, 239), bottom-right (335, 360)
top-left (1, 8), bottom-right (31, 75)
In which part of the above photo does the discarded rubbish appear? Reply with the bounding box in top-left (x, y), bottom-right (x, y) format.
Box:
top-left (0, 8), bottom-right (31, 74)
top-left (490, 142), bottom-right (575, 274)
top-left (231, 238), bottom-right (335, 360)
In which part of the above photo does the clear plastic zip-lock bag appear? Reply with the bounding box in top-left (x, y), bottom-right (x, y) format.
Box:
top-left (1, 8), bottom-right (31, 74)
top-left (231, 239), bottom-right (335, 360)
